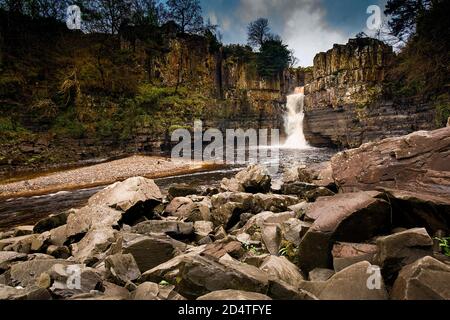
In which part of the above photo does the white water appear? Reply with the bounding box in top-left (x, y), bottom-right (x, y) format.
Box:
top-left (283, 92), bottom-right (310, 149)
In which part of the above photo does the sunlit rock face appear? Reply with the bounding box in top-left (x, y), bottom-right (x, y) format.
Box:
top-left (303, 38), bottom-right (437, 148)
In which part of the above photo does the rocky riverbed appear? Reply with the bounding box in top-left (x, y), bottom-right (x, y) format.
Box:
top-left (0, 125), bottom-right (449, 301)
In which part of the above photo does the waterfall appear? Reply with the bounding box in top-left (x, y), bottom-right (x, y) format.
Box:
top-left (283, 89), bottom-right (310, 149)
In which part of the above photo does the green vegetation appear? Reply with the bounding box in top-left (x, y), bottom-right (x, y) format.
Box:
top-left (279, 241), bottom-right (299, 265)
top-left (435, 237), bottom-right (450, 257)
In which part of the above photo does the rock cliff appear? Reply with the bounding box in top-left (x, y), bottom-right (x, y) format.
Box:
top-left (303, 38), bottom-right (439, 148)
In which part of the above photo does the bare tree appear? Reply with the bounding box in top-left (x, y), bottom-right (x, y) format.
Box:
top-left (247, 18), bottom-right (271, 48)
top-left (164, 0), bottom-right (203, 33)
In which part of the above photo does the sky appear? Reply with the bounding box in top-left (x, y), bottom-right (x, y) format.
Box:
top-left (200, 0), bottom-right (389, 66)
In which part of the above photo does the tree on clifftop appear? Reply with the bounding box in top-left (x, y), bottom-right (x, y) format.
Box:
top-left (164, 0), bottom-right (203, 33)
top-left (247, 18), bottom-right (271, 48)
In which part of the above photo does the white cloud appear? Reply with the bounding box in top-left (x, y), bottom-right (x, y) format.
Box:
top-left (235, 0), bottom-right (348, 66)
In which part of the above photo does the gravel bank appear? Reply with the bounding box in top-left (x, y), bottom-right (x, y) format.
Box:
top-left (0, 156), bottom-right (206, 199)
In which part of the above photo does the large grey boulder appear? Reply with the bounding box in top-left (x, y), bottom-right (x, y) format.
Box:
top-left (391, 256), bottom-right (450, 300)
top-left (298, 191), bottom-right (391, 273)
top-left (197, 290), bottom-right (271, 300)
top-left (139, 252), bottom-right (269, 299)
top-left (122, 233), bottom-right (186, 273)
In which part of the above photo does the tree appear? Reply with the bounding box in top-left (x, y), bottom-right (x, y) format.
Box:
top-left (384, 0), bottom-right (432, 42)
top-left (131, 0), bottom-right (165, 26)
top-left (247, 18), bottom-right (271, 48)
top-left (165, 0), bottom-right (203, 33)
top-left (256, 39), bottom-right (291, 79)
top-left (0, 0), bottom-right (69, 19)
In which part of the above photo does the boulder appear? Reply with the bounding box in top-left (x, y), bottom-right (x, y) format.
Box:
top-left (253, 194), bottom-right (299, 213)
top-left (9, 259), bottom-right (71, 287)
top-left (197, 290), bottom-right (272, 300)
top-left (33, 211), bottom-right (70, 233)
top-left (268, 279), bottom-right (318, 300)
top-left (259, 256), bottom-right (304, 287)
top-left (308, 268), bottom-right (335, 282)
top-left (391, 256), bottom-right (450, 300)
top-left (281, 218), bottom-right (311, 246)
top-left (168, 184), bottom-right (202, 199)
top-left (447, 117), bottom-right (450, 127)
top-left (164, 197), bottom-right (194, 217)
top-left (131, 220), bottom-right (194, 238)
top-left (0, 284), bottom-right (51, 300)
top-left (298, 191), bottom-right (391, 273)
top-left (202, 241), bottom-right (243, 260)
top-left (280, 182), bottom-right (318, 197)
top-left (71, 228), bottom-right (122, 265)
top-left (88, 177), bottom-right (163, 224)
top-left (0, 252), bottom-right (27, 272)
top-left (221, 165), bottom-right (271, 194)
top-left (13, 226), bottom-right (34, 237)
top-left (331, 127), bottom-right (450, 199)
top-left (261, 224), bottom-right (281, 255)
top-left (305, 187), bottom-right (335, 202)
top-left (139, 253), bottom-right (270, 299)
top-left (133, 282), bottom-right (186, 300)
top-left (211, 192), bottom-right (254, 229)
top-left (65, 205), bottom-right (122, 239)
top-left (0, 234), bottom-right (36, 253)
top-left (299, 261), bottom-right (389, 300)
top-left (105, 253), bottom-right (141, 285)
top-left (194, 221), bottom-right (214, 240)
top-left (48, 225), bottom-right (68, 247)
top-left (122, 233), bottom-right (186, 273)
top-left (102, 281), bottom-right (131, 300)
top-left (46, 264), bottom-right (103, 298)
top-left (375, 228), bottom-right (433, 283)
top-left (46, 245), bottom-right (70, 259)
top-left (332, 242), bottom-right (378, 272)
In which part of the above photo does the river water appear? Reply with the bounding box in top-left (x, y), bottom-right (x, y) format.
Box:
top-left (0, 147), bottom-right (335, 230)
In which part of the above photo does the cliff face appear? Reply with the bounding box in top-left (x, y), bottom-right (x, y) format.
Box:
top-left (303, 38), bottom-right (438, 148)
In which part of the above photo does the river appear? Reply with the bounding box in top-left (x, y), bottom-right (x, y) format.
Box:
top-left (0, 147), bottom-right (335, 231)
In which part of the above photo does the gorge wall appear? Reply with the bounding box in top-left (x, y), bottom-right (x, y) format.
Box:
top-left (303, 38), bottom-right (439, 148)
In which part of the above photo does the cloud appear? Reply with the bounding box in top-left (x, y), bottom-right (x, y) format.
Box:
top-left (236, 0), bottom-right (348, 66)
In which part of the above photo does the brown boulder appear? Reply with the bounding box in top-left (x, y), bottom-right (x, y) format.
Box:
top-left (197, 290), bottom-right (271, 300)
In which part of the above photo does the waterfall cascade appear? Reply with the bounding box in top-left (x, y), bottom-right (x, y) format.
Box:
top-left (283, 88), bottom-right (310, 149)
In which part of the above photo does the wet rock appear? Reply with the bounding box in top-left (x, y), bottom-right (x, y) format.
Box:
top-left (122, 233), bottom-right (186, 273)
top-left (332, 242), bottom-right (378, 272)
top-left (261, 224), bottom-right (281, 255)
top-left (88, 177), bottom-right (163, 225)
top-left (197, 290), bottom-right (272, 300)
top-left (10, 259), bottom-right (71, 287)
top-left (168, 184), bottom-right (202, 199)
top-left (375, 228), bottom-right (433, 283)
top-left (0, 284), bottom-right (51, 300)
top-left (140, 253), bottom-right (270, 299)
top-left (105, 253), bottom-right (141, 286)
top-left (71, 228), bottom-right (122, 265)
top-left (308, 268), bottom-right (335, 282)
top-left (300, 261), bottom-right (389, 300)
top-left (260, 256), bottom-right (304, 286)
top-left (331, 127), bottom-right (450, 199)
top-left (391, 256), bottom-right (450, 300)
top-left (298, 191), bottom-right (391, 273)
top-left (0, 252), bottom-right (27, 272)
top-left (221, 165), bottom-right (271, 194)
top-left (131, 220), bottom-right (194, 238)
top-left (33, 211), bottom-right (70, 234)
top-left (280, 182), bottom-right (318, 197)
top-left (133, 282), bottom-right (186, 300)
